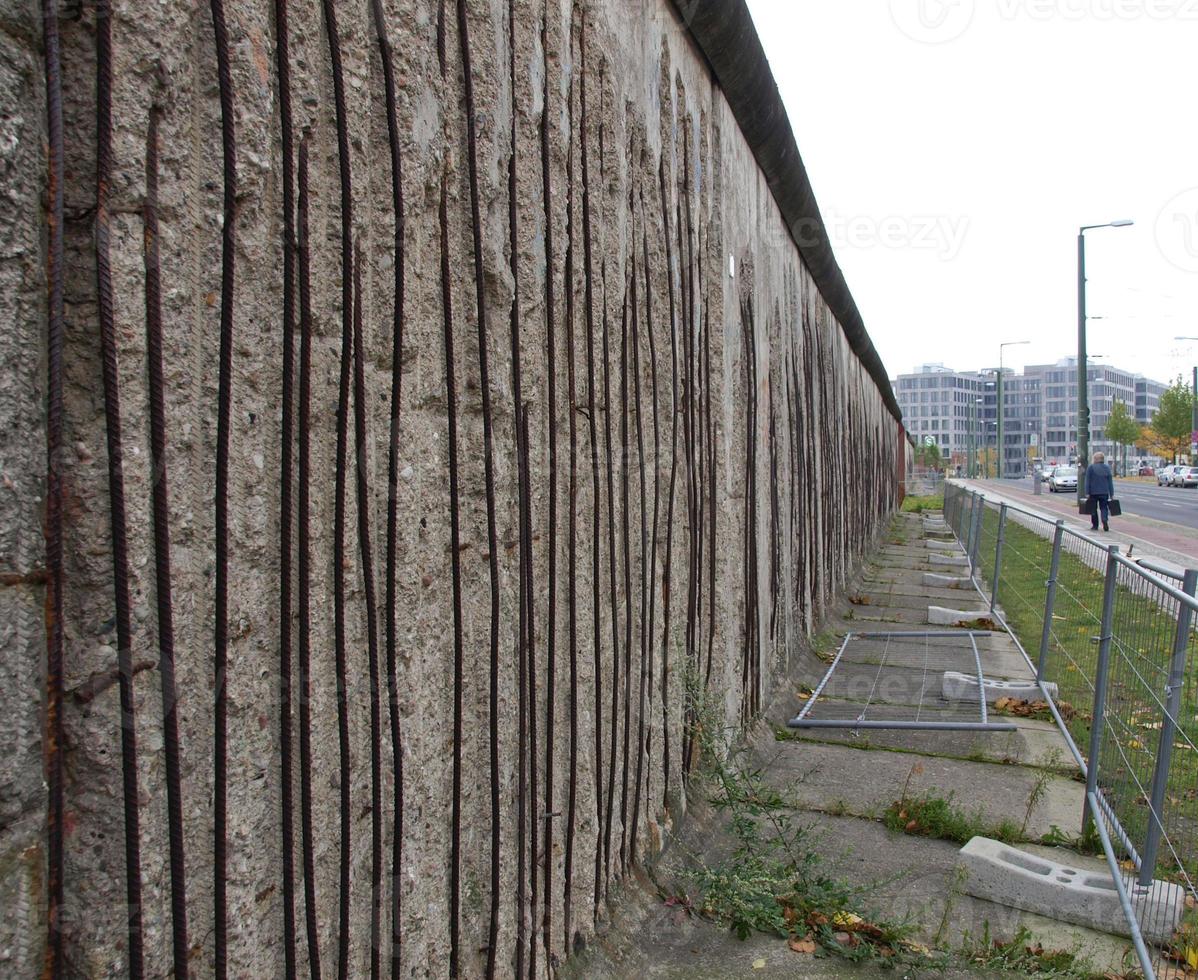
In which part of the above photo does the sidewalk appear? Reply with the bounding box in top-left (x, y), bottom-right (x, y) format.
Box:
top-left (963, 477), bottom-right (1198, 575)
top-left (565, 509), bottom-right (1139, 978)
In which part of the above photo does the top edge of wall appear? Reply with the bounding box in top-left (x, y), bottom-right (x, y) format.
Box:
top-left (668, 0), bottom-right (903, 424)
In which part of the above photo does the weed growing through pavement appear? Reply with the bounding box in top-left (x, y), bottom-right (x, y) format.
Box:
top-left (884, 762), bottom-right (1022, 845)
top-left (679, 668), bottom-right (919, 965)
top-left (961, 924), bottom-right (1116, 978)
top-left (1021, 767), bottom-right (1052, 837)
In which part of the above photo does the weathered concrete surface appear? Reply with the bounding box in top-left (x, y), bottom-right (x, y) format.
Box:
top-left (0, 0), bottom-right (48, 974)
top-left (7, 0), bottom-right (906, 975)
top-left (762, 739), bottom-right (1083, 839)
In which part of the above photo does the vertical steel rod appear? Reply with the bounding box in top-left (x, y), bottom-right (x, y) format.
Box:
top-left (1138, 567), bottom-right (1198, 886)
top-left (1082, 545), bottom-right (1120, 830)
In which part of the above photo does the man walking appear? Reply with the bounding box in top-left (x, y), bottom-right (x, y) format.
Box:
top-left (1084, 451), bottom-right (1116, 532)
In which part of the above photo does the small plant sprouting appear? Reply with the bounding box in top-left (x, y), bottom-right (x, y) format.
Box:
top-left (885, 791), bottom-right (1022, 846)
top-left (681, 668), bottom-right (915, 964)
top-left (1022, 767), bottom-right (1052, 837)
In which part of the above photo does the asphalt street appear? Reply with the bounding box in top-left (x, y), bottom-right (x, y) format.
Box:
top-left (1003, 476), bottom-right (1198, 531)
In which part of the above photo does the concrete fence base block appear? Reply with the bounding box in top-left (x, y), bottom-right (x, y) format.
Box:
top-left (928, 554), bottom-right (971, 570)
top-left (922, 572), bottom-right (971, 589)
top-left (927, 606), bottom-right (991, 626)
top-left (925, 539), bottom-right (961, 552)
top-left (941, 671), bottom-right (1059, 703)
top-left (955, 836), bottom-right (1187, 944)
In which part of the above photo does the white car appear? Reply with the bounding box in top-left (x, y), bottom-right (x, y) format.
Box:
top-left (1048, 466), bottom-right (1078, 493)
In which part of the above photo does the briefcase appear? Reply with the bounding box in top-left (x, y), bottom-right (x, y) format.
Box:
top-left (1079, 497), bottom-right (1097, 516)
top-left (1108, 498), bottom-right (1122, 517)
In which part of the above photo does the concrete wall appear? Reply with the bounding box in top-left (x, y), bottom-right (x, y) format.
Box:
top-left (3, 0), bottom-right (904, 975)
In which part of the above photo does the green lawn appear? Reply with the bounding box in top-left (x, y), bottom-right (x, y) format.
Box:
top-left (981, 510), bottom-right (1198, 884)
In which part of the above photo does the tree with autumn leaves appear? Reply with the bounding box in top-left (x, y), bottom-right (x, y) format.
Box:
top-left (1102, 400), bottom-right (1140, 475)
top-left (1141, 377), bottom-right (1195, 463)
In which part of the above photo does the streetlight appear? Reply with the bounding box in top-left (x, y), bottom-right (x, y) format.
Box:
top-left (972, 396), bottom-right (984, 478)
top-left (998, 340), bottom-right (1030, 479)
top-left (1078, 219), bottom-right (1134, 502)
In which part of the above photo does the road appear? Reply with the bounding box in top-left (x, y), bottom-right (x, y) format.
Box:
top-left (963, 476), bottom-right (1198, 571)
top-left (1000, 475), bottom-right (1198, 530)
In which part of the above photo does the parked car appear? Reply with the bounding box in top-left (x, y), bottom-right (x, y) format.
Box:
top-left (1158, 465), bottom-right (1181, 486)
top-left (1138, 465), bottom-right (1156, 476)
top-left (1171, 466), bottom-right (1198, 488)
top-left (1048, 466), bottom-right (1078, 493)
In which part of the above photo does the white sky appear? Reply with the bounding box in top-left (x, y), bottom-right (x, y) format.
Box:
top-left (744, 0), bottom-right (1198, 386)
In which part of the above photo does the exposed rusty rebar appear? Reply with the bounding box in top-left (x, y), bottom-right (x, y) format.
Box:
top-left (271, 0), bottom-right (298, 971)
top-left (296, 137), bottom-right (323, 980)
top-left (208, 0), bottom-right (237, 969)
top-left (367, 0), bottom-right (407, 969)
top-left (455, 1), bottom-right (503, 973)
top-left (143, 105), bottom-right (189, 980)
top-left (96, 2), bottom-right (144, 973)
top-left (437, 174), bottom-right (467, 980)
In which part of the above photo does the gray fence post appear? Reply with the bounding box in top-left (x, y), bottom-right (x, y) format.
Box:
top-left (969, 495), bottom-right (984, 576)
top-left (1138, 566), bottom-right (1198, 886)
top-left (1037, 520), bottom-right (1066, 684)
top-left (990, 503), bottom-right (1008, 614)
top-left (1082, 545), bottom-right (1121, 831)
top-left (960, 490), bottom-right (973, 552)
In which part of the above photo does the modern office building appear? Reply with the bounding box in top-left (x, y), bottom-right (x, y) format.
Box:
top-left (1134, 375), bottom-right (1167, 428)
top-left (1023, 358), bottom-right (1139, 466)
top-left (892, 364), bottom-right (995, 472)
top-left (893, 358), bottom-right (1168, 478)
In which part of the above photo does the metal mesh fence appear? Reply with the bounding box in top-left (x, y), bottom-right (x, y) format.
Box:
top-left (940, 482), bottom-right (1198, 977)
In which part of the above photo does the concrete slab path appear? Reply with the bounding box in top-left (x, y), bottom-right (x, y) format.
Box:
top-left (567, 510), bottom-right (1139, 978)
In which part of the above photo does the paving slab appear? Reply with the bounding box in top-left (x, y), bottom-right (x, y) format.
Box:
top-left (757, 740), bottom-right (1083, 838)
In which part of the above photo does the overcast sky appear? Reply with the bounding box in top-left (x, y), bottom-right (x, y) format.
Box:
top-left (743, 0), bottom-right (1198, 386)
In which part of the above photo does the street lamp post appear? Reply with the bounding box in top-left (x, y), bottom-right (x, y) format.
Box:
top-left (998, 340), bottom-right (1030, 479)
top-left (973, 396), bottom-right (984, 477)
top-left (1078, 219), bottom-right (1134, 503)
